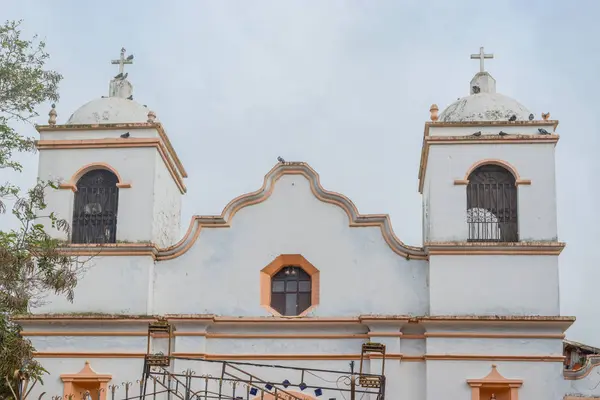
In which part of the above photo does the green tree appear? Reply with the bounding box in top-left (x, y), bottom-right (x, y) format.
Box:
top-left (0, 19), bottom-right (81, 399)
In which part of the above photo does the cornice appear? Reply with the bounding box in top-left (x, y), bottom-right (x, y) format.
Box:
top-left (418, 119), bottom-right (560, 194)
top-left (424, 241), bottom-right (566, 256)
top-left (36, 121), bottom-right (187, 176)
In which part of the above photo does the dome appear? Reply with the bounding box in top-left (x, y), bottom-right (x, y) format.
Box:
top-left (66, 97), bottom-right (151, 125)
top-left (439, 92), bottom-right (532, 122)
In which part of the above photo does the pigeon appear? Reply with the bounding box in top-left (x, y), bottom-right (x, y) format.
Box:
top-left (472, 86), bottom-right (481, 94)
top-left (122, 73), bottom-right (128, 80)
top-left (51, 103), bottom-right (55, 109)
top-left (508, 115), bottom-right (517, 122)
top-left (499, 131), bottom-right (509, 136)
top-left (277, 156), bottom-right (285, 163)
top-left (126, 54), bottom-right (134, 61)
top-left (114, 73), bottom-right (123, 79)
top-left (471, 131), bottom-right (482, 137)
top-left (127, 95), bottom-right (133, 100)
top-left (538, 128), bottom-right (550, 135)
top-left (528, 113), bottom-right (534, 121)
top-left (120, 132), bottom-right (130, 138)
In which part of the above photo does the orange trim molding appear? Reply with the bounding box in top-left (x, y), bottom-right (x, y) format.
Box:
top-left (36, 137), bottom-right (186, 194)
top-left (425, 241), bottom-right (566, 256)
top-left (58, 162), bottom-right (132, 192)
top-left (260, 254), bottom-right (320, 317)
top-left (417, 129), bottom-right (560, 193)
top-left (32, 351), bottom-right (565, 362)
top-left (454, 159), bottom-right (531, 186)
top-left (467, 365), bottom-right (522, 400)
top-left (36, 122), bottom-right (187, 178)
top-left (157, 162), bottom-right (426, 261)
top-left (60, 361), bottom-right (112, 400)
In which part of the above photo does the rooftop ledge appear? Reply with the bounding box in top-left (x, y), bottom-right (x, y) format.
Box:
top-left (424, 241), bottom-right (566, 256)
top-left (12, 314), bottom-right (575, 324)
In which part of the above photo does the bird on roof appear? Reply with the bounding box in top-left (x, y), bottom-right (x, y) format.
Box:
top-left (508, 115), bottom-right (517, 122)
top-left (528, 113), bottom-right (534, 121)
top-left (114, 73), bottom-right (123, 79)
top-left (538, 128), bottom-right (550, 135)
top-left (126, 54), bottom-right (134, 61)
top-left (277, 156), bottom-right (285, 163)
top-left (499, 131), bottom-right (508, 136)
top-left (120, 132), bottom-right (130, 138)
top-left (471, 131), bottom-right (481, 137)
top-left (127, 95), bottom-right (133, 100)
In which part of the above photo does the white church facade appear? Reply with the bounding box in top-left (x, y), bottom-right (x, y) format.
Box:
top-left (13, 47), bottom-right (597, 400)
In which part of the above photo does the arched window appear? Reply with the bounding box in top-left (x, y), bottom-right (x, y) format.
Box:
top-left (71, 169), bottom-right (119, 244)
top-left (466, 164), bottom-right (518, 242)
top-left (271, 266), bottom-right (312, 316)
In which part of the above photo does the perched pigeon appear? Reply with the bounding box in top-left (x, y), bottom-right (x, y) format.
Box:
top-left (472, 86), bottom-right (481, 94)
top-left (528, 113), bottom-right (534, 121)
top-left (127, 95), bottom-right (133, 100)
top-left (122, 73), bottom-right (128, 80)
top-left (471, 131), bottom-right (481, 137)
top-left (120, 132), bottom-right (130, 138)
top-left (499, 131), bottom-right (509, 136)
top-left (277, 156), bottom-right (285, 163)
top-left (538, 128), bottom-right (550, 135)
top-left (508, 115), bottom-right (517, 122)
top-left (114, 73), bottom-right (123, 79)
top-left (126, 54), bottom-right (134, 61)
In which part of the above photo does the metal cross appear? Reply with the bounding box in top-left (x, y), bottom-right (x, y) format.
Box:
top-left (470, 46), bottom-right (494, 73)
top-left (111, 47), bottom-right (133, 74)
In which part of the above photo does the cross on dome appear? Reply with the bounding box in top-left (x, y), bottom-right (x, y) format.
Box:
top-left (111, 47), bottom-right (133, 75)
top-left (470, 46), bottom-right (494, 73)
top-left (108, 47), bottom-right (134, 98)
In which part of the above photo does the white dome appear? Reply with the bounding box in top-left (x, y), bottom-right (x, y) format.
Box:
top-left (439, 92), bottom-right (531, 122)
top-left (66, 97), bottom-right (151, 125)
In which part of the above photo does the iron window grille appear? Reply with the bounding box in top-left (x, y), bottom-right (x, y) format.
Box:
top-left (71, 169), bottom-right (119, 244)
top-left (466, 164), bottom-right (518, 242)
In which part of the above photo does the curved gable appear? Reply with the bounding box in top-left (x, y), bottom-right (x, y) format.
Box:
top-left (158, 162), bottom-right (425, 260)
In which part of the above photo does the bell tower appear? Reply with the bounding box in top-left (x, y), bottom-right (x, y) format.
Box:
top-left (35, 48), bottom-right (187, 248)
top-left (420, 47), bottom-right (563, 316)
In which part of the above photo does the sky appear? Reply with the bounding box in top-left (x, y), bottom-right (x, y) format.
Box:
top-left (2, 1), bottom-right (599, 345)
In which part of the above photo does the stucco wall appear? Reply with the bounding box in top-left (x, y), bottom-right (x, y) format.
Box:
top-left (429, 254), bottom-right (560, 315)
top-left (32, 255), bottom-right (154, 314)
top-left (38, 146), bottom-right (157, 242)
top-left (426, 360), bottom-right (565, 400)
top-left (153, 174), bottom-right (428, 316)
top-left (424, 142), bottom-right (558, 242)
top-left (151, 150), bottom-right (182, 247)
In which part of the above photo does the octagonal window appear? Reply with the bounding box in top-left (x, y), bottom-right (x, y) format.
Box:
top-left (260, 254), bottom-right (320, 317)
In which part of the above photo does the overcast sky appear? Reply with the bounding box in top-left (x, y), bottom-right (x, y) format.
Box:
top-left (2, 1), bottom-right (599, 345)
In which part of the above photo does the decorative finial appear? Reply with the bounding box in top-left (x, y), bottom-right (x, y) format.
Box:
top-left (109, 48), bottom-right (134, 98)
top-left (147, 110), bottom-right (156, 123)
top-left (542, 112), bottom-right (550, 121)
top-left (48, 103), bottom-right (57, 125)
top-left (429, 104), bottom-right (439, 121)
top-left (470, 46), bottom-right (494, 73)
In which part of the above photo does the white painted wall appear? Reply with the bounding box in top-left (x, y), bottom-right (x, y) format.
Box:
top-left (151, 150), bottom-right (182, 247)
top-left (38, 146), bottom-right (156, 242)
top-left (429, 254), bottom-right (560, 315)
top-left (424, 142), bottom-right (558, 242)
top-left (426, 360), bottom-right (565, 400)
top-left (37, 127), bottom-right (183, 245)
top-left (153, 174), bottom-right (429, 316)
top-left (33, 255), bottom-right (154, 314)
